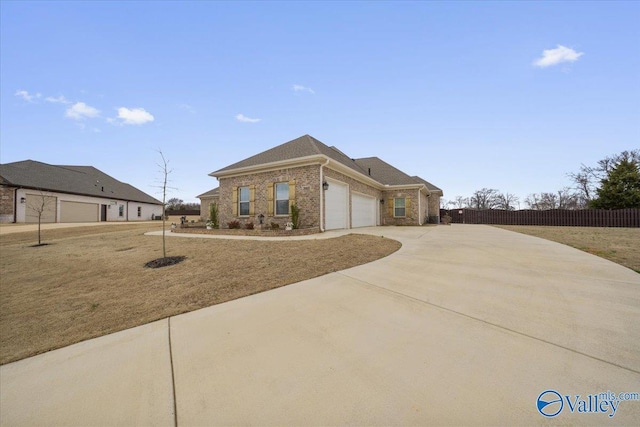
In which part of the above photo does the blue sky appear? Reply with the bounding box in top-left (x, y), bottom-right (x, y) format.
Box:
top-left (2, 1), bottom-right (639, 205)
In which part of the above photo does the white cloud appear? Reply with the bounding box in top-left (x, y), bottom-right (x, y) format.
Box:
top-left (178, 103), bottom-right (196, 113)
top-left (534, 45), bottom-right (584, 68)
top-left (115, 107), bottom-right (155, 125)
top-left (293, 84), bottom-right (315, 94)
top-left (65, 102), bottom-right (100, 120)
top-left (15, 90), bottom-right (41, 102)
top-left (235, 113), bottom-right (261, 123)
top-left (45, 95), bottom-right (71, 104)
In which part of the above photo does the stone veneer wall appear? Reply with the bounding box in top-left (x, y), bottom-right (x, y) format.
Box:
top-left (218, 164), bottom-right (321, 229)
top-left (0, 185), bottom-right (16, 223)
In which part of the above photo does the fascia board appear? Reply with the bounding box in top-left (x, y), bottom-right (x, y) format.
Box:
top-left (211, 155), bottom-right (327, 179)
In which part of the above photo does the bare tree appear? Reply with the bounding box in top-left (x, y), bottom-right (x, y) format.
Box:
top-left (495, 193), bottom-right (519, 210)
top-left (25, 190), bottom-right (55, 246)
top-left (157, 150), bottom-right (172, 259)
top-left (569, 149), bottom-right (640, 203)
top-left (469, 188), bottom-right (500, 209)
top-left (166, 197), bottom-right (184, 210)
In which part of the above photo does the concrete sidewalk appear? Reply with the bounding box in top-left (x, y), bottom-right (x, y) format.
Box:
top-left (2, 225), bottom-right (639, 426)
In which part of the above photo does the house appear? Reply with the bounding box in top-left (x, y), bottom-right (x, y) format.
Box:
top-left (0, 160), bottom-right (163, 223)
top-left (198, 135), bottom-right (443, 230)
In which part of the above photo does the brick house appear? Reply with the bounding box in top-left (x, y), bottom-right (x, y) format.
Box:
top-left (198, 135), bottom-right (443, 230)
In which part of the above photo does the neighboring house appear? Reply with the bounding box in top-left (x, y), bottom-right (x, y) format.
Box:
top-left (0, 160), bottom-right (163, 223)
top-left (198, 135), bottom-right (443, 230)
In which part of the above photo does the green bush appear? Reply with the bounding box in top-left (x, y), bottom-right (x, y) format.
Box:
top-left (290, 204), bottom-right (300, 229)
top-left (209, 203), bottom-right (219, 229)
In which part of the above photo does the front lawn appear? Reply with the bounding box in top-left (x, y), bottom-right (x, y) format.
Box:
top-left (0, 224), bottom-right (401, 364)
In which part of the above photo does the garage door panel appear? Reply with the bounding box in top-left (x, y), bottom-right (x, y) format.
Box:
top-left (25, 195), bottom-right (57, 223)
top-left (60, 201), bottom-right (98, 223)
top-left (352, 194), bottom-right (376, 228)
top-left (325, 180), bottom-right (348, 230)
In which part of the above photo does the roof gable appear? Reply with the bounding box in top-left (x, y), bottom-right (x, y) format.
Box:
top-left (211, 134), bottom-right (367, 176)
top-left (0, 160), bottom-right (162, 204)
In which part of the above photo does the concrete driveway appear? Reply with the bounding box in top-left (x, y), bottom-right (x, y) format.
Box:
top-left (1, 225), bottom-right (639, 426)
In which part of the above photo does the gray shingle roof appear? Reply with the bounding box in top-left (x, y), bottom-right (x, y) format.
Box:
top-left (212, 134), bottom-right (368, 176)
top-left (412, 176), bottom-right (443, 194)
top-left (353, 157), bottom-right (420, 186)
top-left (0, 160), bottom-right (162, 204)
top-left (210, 134), bottom-right (442, 190)
top-left (197, 187), bottom-right (219, 198)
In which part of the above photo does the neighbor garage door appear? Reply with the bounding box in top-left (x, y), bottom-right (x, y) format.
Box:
top-left (25, 194), bottom-right (57, 223)
top-left (351, 193), bottom-right (377, 228)
top-left (325, 180), bottom-right (348, 230)
top-left (60, 201), bottom-right (98, 223)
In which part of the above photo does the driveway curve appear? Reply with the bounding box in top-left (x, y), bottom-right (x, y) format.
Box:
top-left (2, 225), bottom-right (639, 426)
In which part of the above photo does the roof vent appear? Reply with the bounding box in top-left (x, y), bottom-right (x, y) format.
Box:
top-left (368, 168), bottom-right (371, 176)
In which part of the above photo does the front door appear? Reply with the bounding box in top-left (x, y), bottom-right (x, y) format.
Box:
top-left (100, 204), bottom-right (107, 221)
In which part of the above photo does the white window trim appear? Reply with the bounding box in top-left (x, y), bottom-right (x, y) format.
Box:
top-left (394, 197), bottom-right (406, 218)
top-left (238, 186), bottom-right (250, 217)
top-left (275, 182), bottom-right (289, 216)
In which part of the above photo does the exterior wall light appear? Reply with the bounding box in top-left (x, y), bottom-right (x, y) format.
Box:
top-left (322, 181), bottom-right (329, 191)
top-left (20, 197), bottom-right (26, 204)
top-left (380, 199), bottom-right (384, 204)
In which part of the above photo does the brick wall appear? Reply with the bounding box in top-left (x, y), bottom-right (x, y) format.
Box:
top-left (218, 164), bottom-right (321, 229)
top-left (0, 185), bottom-right (16, 223)
top-left (428, 194), bottom-right (441, 223)
top-left (199, 196), bottom-right (219, 220)
top-left (382, 188), bottom-right (421, 225)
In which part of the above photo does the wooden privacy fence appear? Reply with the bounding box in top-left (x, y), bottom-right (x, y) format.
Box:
top-left (439, 208), bottom-right (640, 227)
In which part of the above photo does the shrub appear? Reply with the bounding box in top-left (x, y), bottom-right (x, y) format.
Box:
top-left (290, 204), bottom-right (300, 229)
top-left (270, 222), bottom-right (280, 230)
top-left (441, 214), bottom-right (452, 225)
top-left (209, 203), bottom-right (219, 229)
top-left (228, 220), bottom-right (241, 229)
top-left (245, 221), bottom-right (254, 230)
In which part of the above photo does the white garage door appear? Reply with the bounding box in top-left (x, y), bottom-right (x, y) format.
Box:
top-left (60, 201), bottom-right (98, 223)
top-left (25, 194), bottom-right (57, 223)
top-left (325, 180), bottom-right (348, 230)
top-left (352, 193), bottom-right (377, 228)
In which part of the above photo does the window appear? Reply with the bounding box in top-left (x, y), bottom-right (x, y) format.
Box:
top-left (119, 205), bottom-right (124, 217)
top-left (275, 182), bottom-right (289, 215)
top-left (394, 198), bottom-right (406, 217)
top-left (137, 206), bottom-right (142, 217)
top-left (239, 186), bottom-right (250, 216)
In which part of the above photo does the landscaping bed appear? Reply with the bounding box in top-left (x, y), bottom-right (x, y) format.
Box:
top-left (173, 225), bottom-right (321, 236)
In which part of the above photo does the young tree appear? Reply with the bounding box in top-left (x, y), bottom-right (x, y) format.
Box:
top-left (589, 158), bottom-right (640, 209)
top-left (157, 150), bottom-right (172, 258)
top-left (25, 191), bottom-right (55, 246)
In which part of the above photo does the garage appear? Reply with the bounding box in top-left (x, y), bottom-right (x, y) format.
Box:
top-left (25, 194), bottom-right (57, 223)
top-left (60, 201), bottom-right (98, 223)
top-left (325, 180), bottom-right (348, 230)
top-left (351, 193), bottom-right (377, 228)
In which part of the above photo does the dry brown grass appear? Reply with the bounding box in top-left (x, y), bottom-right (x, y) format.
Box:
top-left (0, 224), bottom-right (401, 364)
top-left (493, 225), bottom-right (640, 273)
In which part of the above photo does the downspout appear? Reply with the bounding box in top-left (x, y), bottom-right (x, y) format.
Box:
top-left (319, 158), bottom-right (330, 232)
